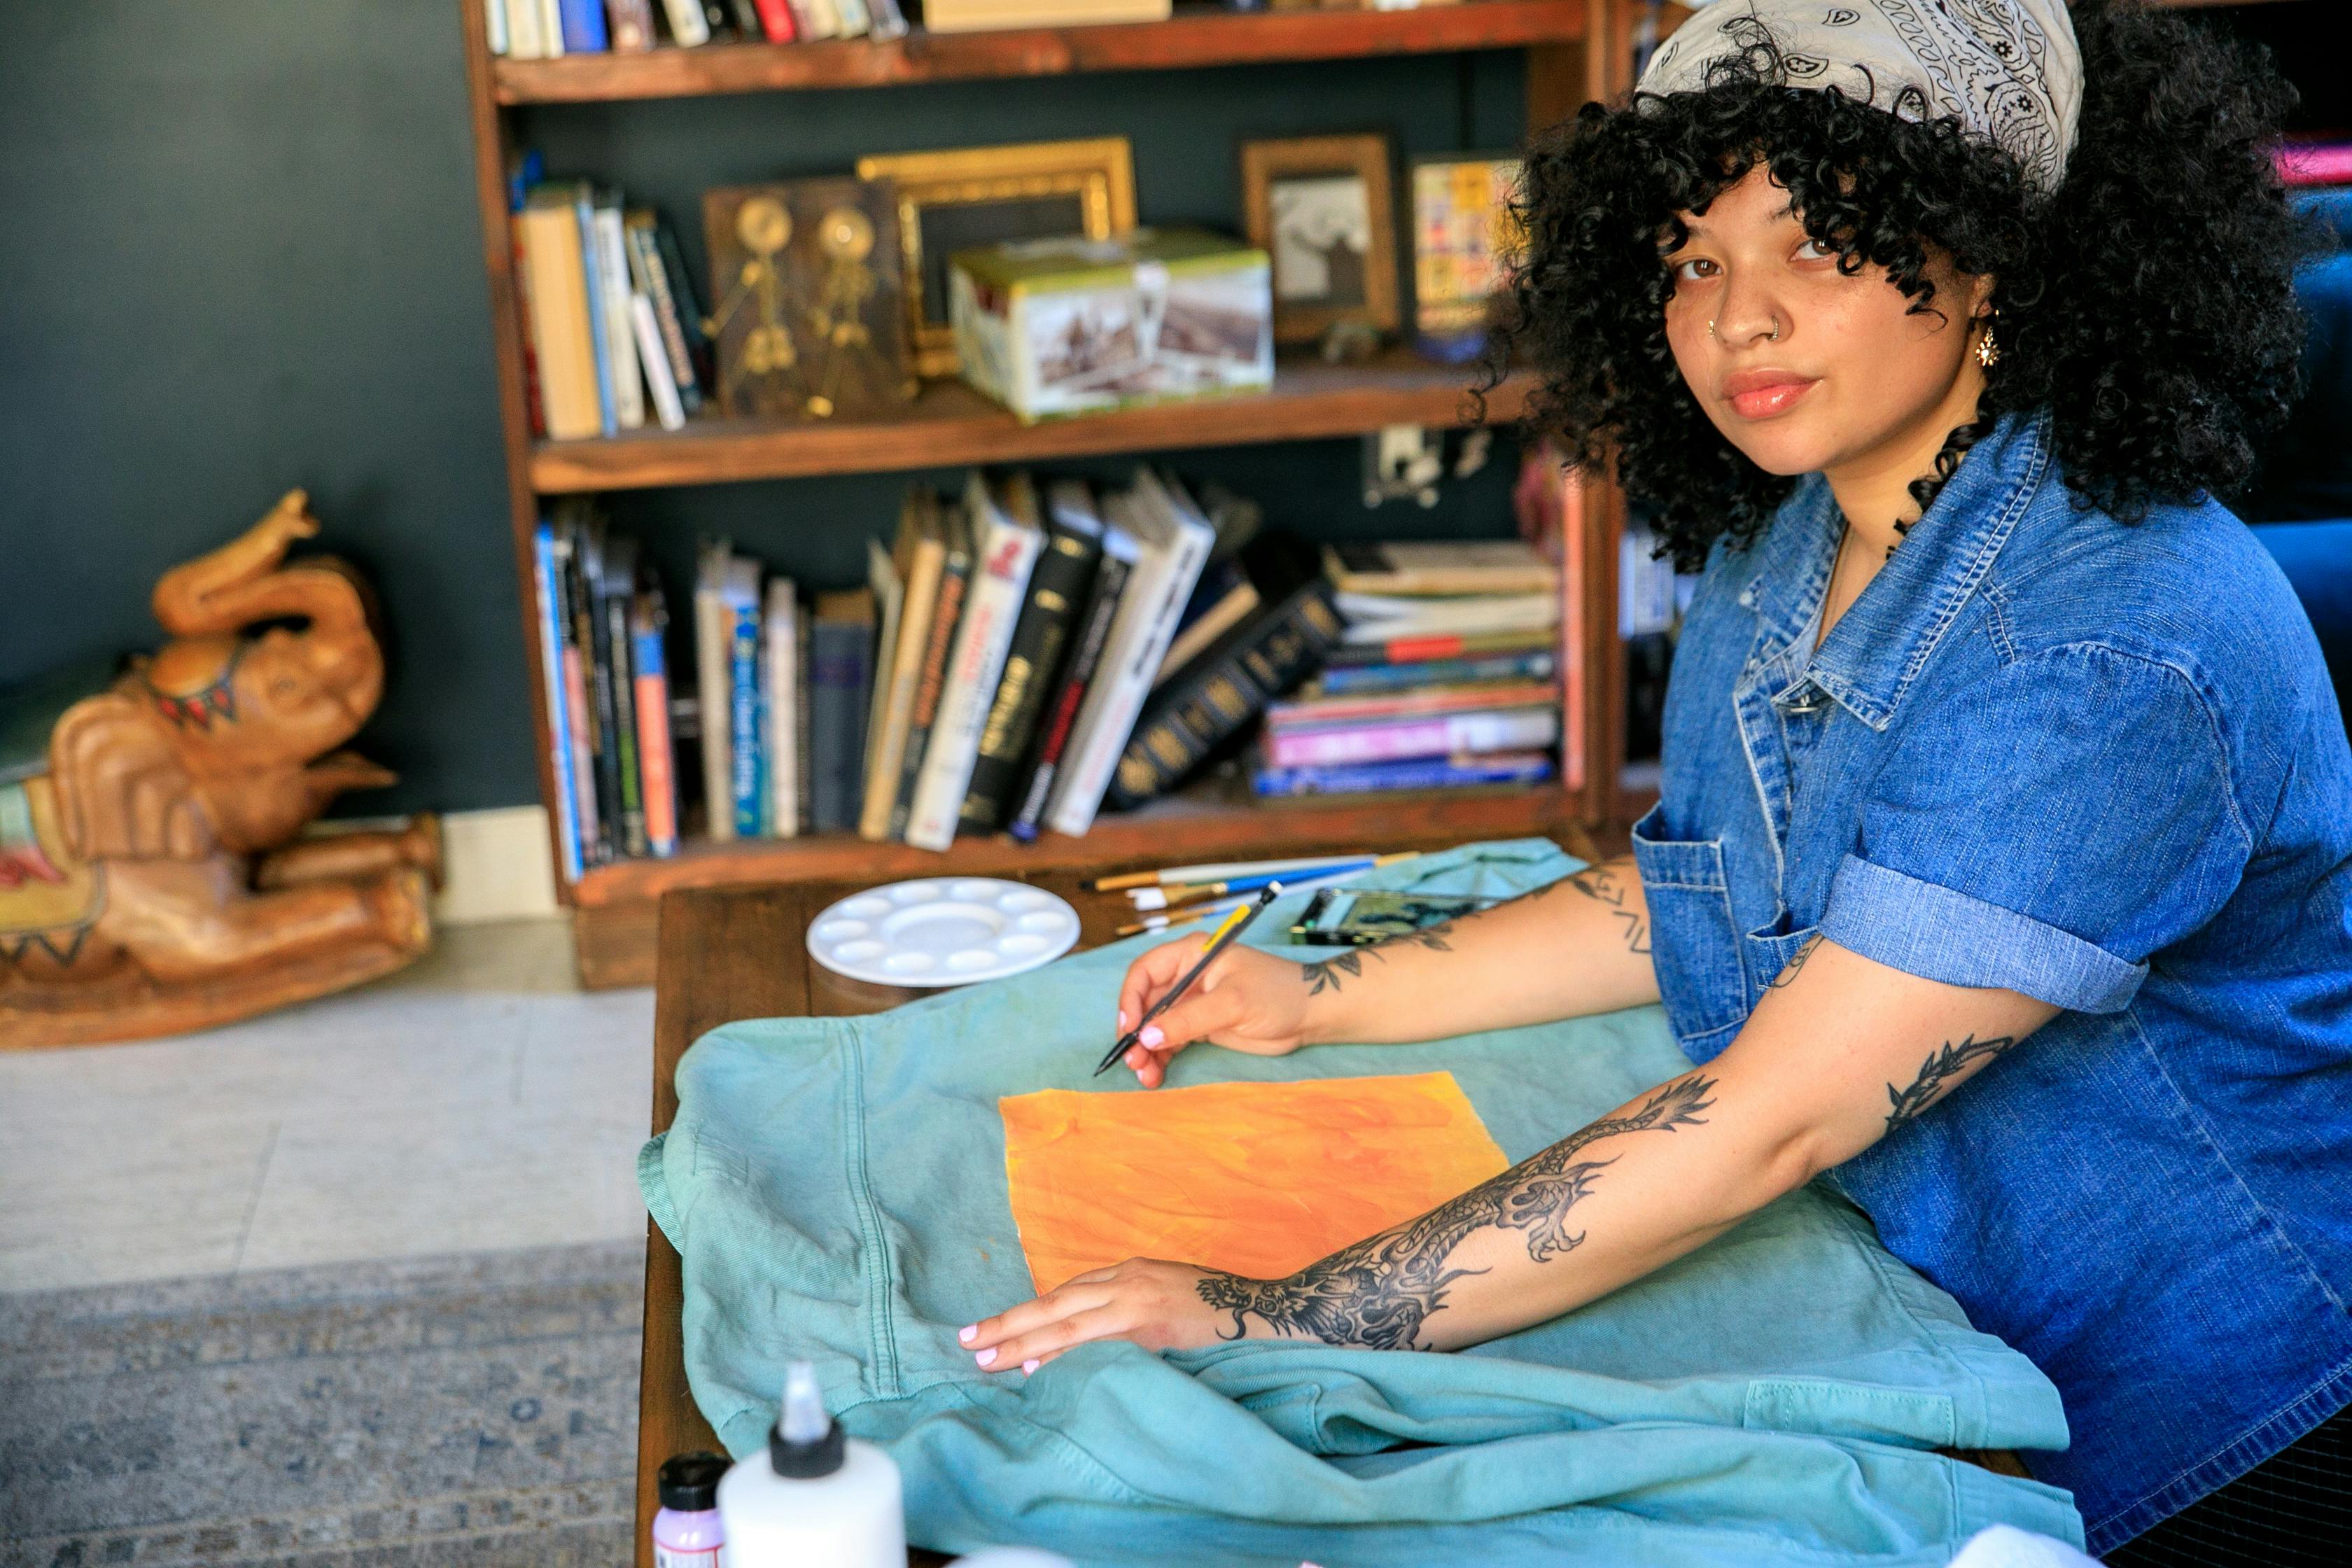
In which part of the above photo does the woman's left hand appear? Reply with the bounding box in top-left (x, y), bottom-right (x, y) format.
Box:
top-left (959, 1258), bottom-right (1238, 1373)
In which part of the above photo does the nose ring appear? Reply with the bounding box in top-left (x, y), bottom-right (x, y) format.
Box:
top-left (1708, 316), bottom-right (1785, 342)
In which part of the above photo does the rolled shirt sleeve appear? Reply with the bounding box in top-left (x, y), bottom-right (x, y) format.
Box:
top-left (1820, 644), bottom-right (2252, 1014)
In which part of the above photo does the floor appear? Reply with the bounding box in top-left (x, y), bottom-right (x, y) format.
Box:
top-left (0, 918), bottom-right (654, 1294)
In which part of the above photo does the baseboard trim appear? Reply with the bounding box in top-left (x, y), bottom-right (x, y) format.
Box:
top-left (433, 806), bottom-right (559, 926)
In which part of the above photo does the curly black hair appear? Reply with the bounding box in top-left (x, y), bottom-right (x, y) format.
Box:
top-left (1495, 0), bottom-right (2308, 573)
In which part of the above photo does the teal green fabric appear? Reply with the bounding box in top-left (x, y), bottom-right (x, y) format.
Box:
top-left (642, 839), bottom-right (2085, 1565)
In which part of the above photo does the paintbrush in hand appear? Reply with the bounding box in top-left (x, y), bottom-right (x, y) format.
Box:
top-left (1093, 883), bottom-right (1282, 1077)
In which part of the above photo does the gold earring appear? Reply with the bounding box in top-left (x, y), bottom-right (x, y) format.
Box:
top-left (1976, 320), bottom-right (2001, 369)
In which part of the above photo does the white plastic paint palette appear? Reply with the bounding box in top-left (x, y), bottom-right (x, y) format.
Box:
top-left (806, 877), bottom-right (1082, 987)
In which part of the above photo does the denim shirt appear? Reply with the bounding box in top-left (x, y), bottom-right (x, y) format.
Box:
top-left (1633, 409), bottom-right (2352, 1551)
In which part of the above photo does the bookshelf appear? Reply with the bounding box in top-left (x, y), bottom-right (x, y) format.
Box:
top-left (456, 0), bottom-right (1651, 988)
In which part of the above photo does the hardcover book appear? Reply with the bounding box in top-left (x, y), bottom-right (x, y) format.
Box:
top-left (808, 589), bottom-right (876, 835)
top-left (517, 188), bottom-right (601, 440)
top-left (961, 476), bottom-right (1104, 833)
top-left (1104, 533), bottom-right (1342, 812)
top-left (860, 490), bottom-right (947, 842)
top-left (631, 582), bottom-right (680, 857)
top-left (598, 533), bottom-right (650, 858)
top-left (1252, 750), bottom-right (1556, 798)
top-left (531, 524), bottom-right (584, 882)
top-left (890, 500), bottom-right (973, 839)
top-left (1007, 523), bottom-right (1135, 844)
top-left (763, 578), bottom-right (800, 839)
top-left (692, 539), bottom-right (737, 841)
top-left (1258, 706), bottom-right (1559, 769)
top-left (905, 474), bottom-right (1042, 853)
top-left (1322, 539), bottom-right (1558, 598)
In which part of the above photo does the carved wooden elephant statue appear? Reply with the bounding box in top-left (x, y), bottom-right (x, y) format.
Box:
top-left (0, 490), bottom-right (440, 1047)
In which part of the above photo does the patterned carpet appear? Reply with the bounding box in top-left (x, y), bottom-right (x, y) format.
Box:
top-left (0, 1242), bottom-right (643, 1568)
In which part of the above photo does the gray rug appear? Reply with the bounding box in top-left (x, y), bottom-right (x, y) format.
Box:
top-left (0, 1242), bottom-right (644, 1568)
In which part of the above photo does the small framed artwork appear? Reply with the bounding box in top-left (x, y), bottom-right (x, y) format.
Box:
top-left (1239, 134), bottom-right (1399, 346)
top-left (702, 177), bottom-right (916, 421)
top-left (1408, 153), bottom-right (1526, 361)
top-left (854, 137), bottom-right (1138, 379)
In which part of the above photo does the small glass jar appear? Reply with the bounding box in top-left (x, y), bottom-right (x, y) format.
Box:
top-left (652, 1451), bottom-right (730, 1568)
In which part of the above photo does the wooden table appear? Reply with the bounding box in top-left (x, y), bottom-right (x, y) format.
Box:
top-left (635, 869), bottom-right (1156, 1567)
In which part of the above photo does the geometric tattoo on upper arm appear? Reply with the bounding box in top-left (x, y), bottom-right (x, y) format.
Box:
top-left (1883, 1032), bottom-right (2017, 1130)
top-left (1194, 1073), bottom-right (1716, 1350)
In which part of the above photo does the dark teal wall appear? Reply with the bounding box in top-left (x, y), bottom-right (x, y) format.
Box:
top-left (0, 1), bottom-right (1527, 816)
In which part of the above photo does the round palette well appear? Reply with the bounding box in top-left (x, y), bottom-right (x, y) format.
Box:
top-left (806, 878), bottom-right (1082, 988)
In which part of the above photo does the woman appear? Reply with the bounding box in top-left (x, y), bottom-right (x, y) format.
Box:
top-left (962, 1), bottom-right (2351, 1556)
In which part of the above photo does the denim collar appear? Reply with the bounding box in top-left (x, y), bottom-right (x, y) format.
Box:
top-left (1735, 408), bottom-right (2054, 732)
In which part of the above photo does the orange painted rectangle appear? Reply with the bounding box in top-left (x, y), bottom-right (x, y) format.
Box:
top-left (1000, 1071), bottom-right (1510, 1293)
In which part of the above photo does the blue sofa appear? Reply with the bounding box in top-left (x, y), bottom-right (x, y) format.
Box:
top-left (2245, 188), bottom-right (2352, 718)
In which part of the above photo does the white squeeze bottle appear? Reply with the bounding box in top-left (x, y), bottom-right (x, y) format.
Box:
top-left (720, 1359), bottom-right (906, 1567)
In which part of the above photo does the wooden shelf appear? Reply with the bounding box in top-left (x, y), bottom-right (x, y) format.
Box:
top-left (568, 775), bottom-right (1595, 986)
top-left (531, 352), bottom-right (1529, 493)
top-left (495, 1), bottom-right (1592, 104)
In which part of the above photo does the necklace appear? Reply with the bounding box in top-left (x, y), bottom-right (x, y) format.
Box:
top-left (1815, 522), bottom-right (1852, 654)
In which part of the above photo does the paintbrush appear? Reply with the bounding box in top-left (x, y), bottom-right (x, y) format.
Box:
top-left (1093, 883), bottom-right (1282, 1077)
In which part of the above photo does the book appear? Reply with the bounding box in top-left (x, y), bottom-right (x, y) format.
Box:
top-left (834, 0), bottom-right (873, 39)
top-left (591, 193), bottom-right (646, 431)
top-left (922, 0), bottom-right (1169, 33)
top-left (487, 0), bottom-right (512, 56)
top-left (698, 3), bottom-right (741, 45)
top-left (650, 218), bottom-right (715, 398)
top-left (508, 0), bottom-right (547, 57)
top-left (598, 533), bottom-right (650, 858)
top-left (607, 0), bottom-right (659, 50)
top-left (630, 294), bottom-right (686, 430)
top-left (516, 187), bottom-right (601, 440)
top-left (1315, 648), bottom-right (1556, 696)
top-left (1105, 533), bottom-right (1342, 811)
top-left (1153, 556), bottom-right (1257, 687)
top-left (657, 0), bottom-right (712, 46)
top-left (536, 0), bottom-right (567, 57)
top-left (572, 520), bottom-right (626, 860)
top-left (726, 556), bottom-right (765, 840)
top-left (1334, 590), bottom-right (1560, 642)
top-left (694, 540), bottom-right (738, 841)
top-left (631, 580), bottom-right (680, 857)
top-left (860, 491), bottom-right (947, 842)
top-left (1324, 628), bottom-right (1556, 667)
top-left (960, 477), bottom-right (1104, 833)
top-left (786, 0), bottom-right (840, 41)
top-left (867, 0), bottom-right (909, 41)
top-left (764, 578), bottom-right (800, 839)
top-left (556, 0), bottom-right (609, 51)
top-left (861, 537), bottom-right (902, 811)
top-left (552, 519), bottom-right (603, 860)
top-left (750, 0), bottom-right (798, 40)
top-left (570, 185), bottom-right (617, 435)
top-left (624, 211), bottom-right (702, 415)
top-left (1268, 680), bottom-right (1562, 731)
top-left (1008, 525), bottom-right (1135, 844)
top-left (1042, 469), bottom-right (1214, 837)
top-left (1259, 706), bottom-right (1560, 769)
top-left (1322, 539), bottom-right (1558, 597)
top-left (1252, 750), bottom-right (1556, 797)
top-left (809, 589), bottom-right (876, 835)
top-left (531, 523), bottom-right (584, 883)
top-left (904, 473), bottom-right (1043, 852)
top-left (890, 498), bottom-right (973, 839)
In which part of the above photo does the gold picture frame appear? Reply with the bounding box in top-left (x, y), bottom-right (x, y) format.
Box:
top-left (1240, 133), bottom-right (1400, 346)
top-left (855, 137), bottom-right (1139, 379)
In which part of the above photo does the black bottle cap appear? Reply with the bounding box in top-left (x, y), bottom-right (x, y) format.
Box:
top-left (657, 1451), bottom-right (729, 1511)
top-left (770, 1418), bottom-right (847, 1479)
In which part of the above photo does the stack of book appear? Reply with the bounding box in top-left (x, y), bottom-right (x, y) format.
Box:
top-left (489, 1), bottom-right (910, 57)
top-left (531, 503), bottom-right (686, 883)
top-left (512, 176), bottom-right (710, 441)
top-left (538, 467), bottom-right (1350, 880)
top-left (1251, 540), bottom-right (1563, 797)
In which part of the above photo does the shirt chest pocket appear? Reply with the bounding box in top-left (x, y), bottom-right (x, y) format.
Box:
top-left (1630, 802), bottom-right (1750, 1056)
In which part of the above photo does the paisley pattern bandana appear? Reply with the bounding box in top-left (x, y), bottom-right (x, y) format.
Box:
top-left (1637, 1), bottom-right (2084, 189)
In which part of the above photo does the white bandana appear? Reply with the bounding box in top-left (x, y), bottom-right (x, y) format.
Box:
top-left (1637, 1), bottom-right (2084, 189)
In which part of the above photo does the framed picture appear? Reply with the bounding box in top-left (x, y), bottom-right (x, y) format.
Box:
top-left (1408, 153), bottom-right (1526, 358)
top-left (854, 137), bottom-right (1138, 379)
top-left (1239, 134), bottom-right (1399, 345)
top-left (702, 177), bottom-right (916, 421)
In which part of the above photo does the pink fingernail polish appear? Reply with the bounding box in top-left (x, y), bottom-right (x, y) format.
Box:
top-left (1023, 1359), bottom-right (1041, 1376)
top-left (975, 1348), bottom-right (997, 1367)
top-left (1139, 1025), bottom-right (1164, 1048)
top-left (958, 1325), bottom-right (977, 1343)
top-left (1117, 1009), bottom-right (1130, 1029)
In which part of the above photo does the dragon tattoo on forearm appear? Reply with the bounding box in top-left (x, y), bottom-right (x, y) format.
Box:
top-left (1194, 1073), bottom-right (1716, 1350)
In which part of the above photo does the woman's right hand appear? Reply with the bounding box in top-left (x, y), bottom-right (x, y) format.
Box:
top-left (1112, 939), bottom-right (1322, 1088)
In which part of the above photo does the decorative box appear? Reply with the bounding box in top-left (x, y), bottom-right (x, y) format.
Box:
top-left (948, 227), bottom-right (1273, 424)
